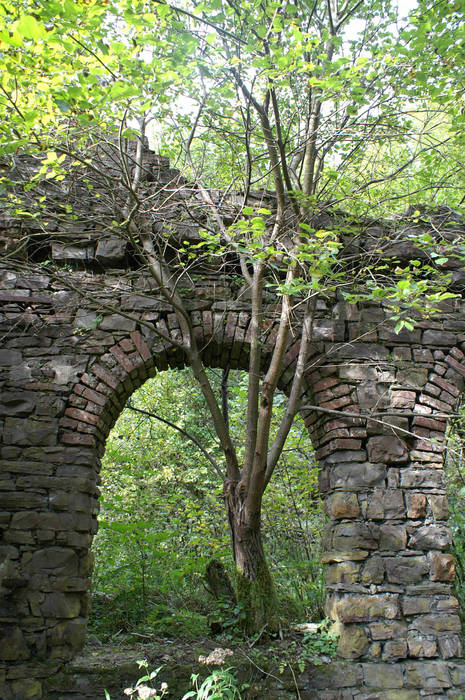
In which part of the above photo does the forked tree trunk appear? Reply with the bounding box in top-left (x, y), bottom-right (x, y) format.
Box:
top-left (226, 484), bottom-right (278, 634)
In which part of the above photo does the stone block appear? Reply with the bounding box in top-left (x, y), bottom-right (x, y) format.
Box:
top-left (329, 462), bottom-right (386, 491)
top-left (430, 553), bottom-right (455, 582)
top-left (382, 639), bottom-right (408, 661)
top-left (0, 393), bottom-right (35, 417)
top-left (409, 614), bottom-right (462, 636)
top-left (379, 524), bottom-right (407, 551)
top-left (48, 618), bottom-right (87, 652)
top-left (370, 620), bottom-right (407, 640)
top-left (409, 525), bottom-right (451, 551)
top-left (406, 493), bottom-right (427, 519)
top-left (367, 488), bottom-right (404, 520)
top-left (423, 329), bottom-right (457, 346)
top-left (357, 384), bottom-right (390, 410)
top-left (404, 660), bottom-right (451, 690)
top-left (367, 436), bottom-right (408, 463)
top-left (326, 561), bottom-right (360, 584)
top-left (321, 549), bottom-right (369, 563)
top-left (10, 678), bottom-right (43, 699)
top-left (3, 418), bottom-right (58, 446)
top-left (401, 469), bottom-right (444, 489)
top-left (0, 349), bottom-right (21, 365)
top-left (391, 390), bottom-right (416, 408)
top-left (407, 633), bottom-right (438, 658)
top-left (40, 592), bottom-right (81, 618)
top-left (438, 635), bottom-right (462, 659)
top-left (323, 450), bottom-right (367, 464)
top-left (30, 548), bottom-right (79, 576)
top-left (0, 626), bottom-right (30, 661)
top-left (385, 556), bottom-right (428, 584)
top-left (95, 237), bottom-right (126, 264)
top-left (330, 594), bottom-right (400, 623)
top-left (361, 556), bottom-right (385, 584)
top-left (337, 624), bottom-right (369, 659)
top-left (99, 314), bottom-right (137, 332)
top-left (362, 662), bottom-right (403, 688)
top-left (428, 495), bottom-right (449, 520)
top-left (325, 492), bottom-right (360, 519)
top-left (305, 661), bottom-right (363, 689)
top-left (332, 522), bottom-right (379, 550)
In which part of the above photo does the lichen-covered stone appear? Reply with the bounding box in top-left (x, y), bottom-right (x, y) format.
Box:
top-left (382, 639), bottom-right (408, 661)
top-left (363, 662), bottom-right (404, 688)
top-left (367, 436), bottom-right (408, 463)
top-left (409, 525), bottom-right (451, 551)
top-left (360, 556), bottom-right (385, 584)
top-left (407, 633), bottom-right (438, 658)
top-left (326, 492), bottom-right (360, 519)
top-left (430, 553), bottom-right (455, 582)
top-left (0, 627), bottom-right (30, 661)
top-left (329, 594), bottom-right (400, 623)
top-left (337, 625), bottom-right (369, 659)
top-left (406, 493), bottom-right (427, 519)
top-left (385, 556), bottom-right (428, 584)
top-left (379, 524), bottom-right (407, 551)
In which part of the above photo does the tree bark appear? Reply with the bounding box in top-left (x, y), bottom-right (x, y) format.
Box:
top-left (225, 481), bottom-right (278, 634)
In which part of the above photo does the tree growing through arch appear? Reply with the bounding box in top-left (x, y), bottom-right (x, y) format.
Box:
top-left (1, 0), bottom-right (463, 632)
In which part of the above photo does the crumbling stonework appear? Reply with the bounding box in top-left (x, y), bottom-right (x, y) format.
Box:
top-left (1, 149), bottom-right (465, 698)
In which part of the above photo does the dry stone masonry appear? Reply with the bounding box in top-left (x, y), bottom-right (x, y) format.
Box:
top-left (1, 145), bottom-right (465, 698)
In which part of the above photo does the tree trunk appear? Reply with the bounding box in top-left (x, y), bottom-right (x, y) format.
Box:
top-left (225, 484), bottom-right (278, 634)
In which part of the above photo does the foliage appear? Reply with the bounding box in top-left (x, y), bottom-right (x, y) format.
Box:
top-left (183, 668), bottom-right (242, 700)
top-left (276, 621), bottom-right (339, 674)
top-left (90, 368), bottom-right (324, 639)
top-left (104, 660), bottom-right (243, 700)
top-left (105, 660), bottom-right (168, 699)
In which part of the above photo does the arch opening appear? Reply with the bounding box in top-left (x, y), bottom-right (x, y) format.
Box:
top-left (89, 366), bottom-right (325, 646)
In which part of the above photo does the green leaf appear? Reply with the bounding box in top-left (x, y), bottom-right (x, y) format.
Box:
top-left (54, 99), bottom-right (71, 113)
top-left (16, 15), bottom-right (45, 40)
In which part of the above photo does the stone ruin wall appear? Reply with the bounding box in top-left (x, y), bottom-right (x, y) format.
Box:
top-left (1, 149), bottom-right (465, 698)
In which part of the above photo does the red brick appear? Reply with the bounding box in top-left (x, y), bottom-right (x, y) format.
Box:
top-left (313, 376), bottom-right (339, 392)
top-left (439, 390), bottom-right (457, 406)
top-left (319, 428), bottom-right (350, 445)
top-left (414, 438), bottom-right (444, 453)
top-left (446, 355), bottom-right (465, 377)
top-left (424, 382), bottom-right (441, 397)
top-left (324, 419), bottom-right (353, 431)
top-left (320, 395), bottom-right (352, 410)
top-left (60, 416), bottom-right (95, 434)
top-left (93, 364), bottom-right (119, 390)
top-left (110, 344), bottom-right (138, 373)
top-left (391, 391), bottom-right (416, 409)
top-left (412, 416), bottom-right (447, 432)
top-left (430, 375), bottom-right (460, 397)
top-left (419, 394), bottom-right (452, 413)
top-left (317, 438), bottom-right (362, 459)
top-left (61, 432), bottom-right (95, 447)
top-left (95, 382), bottom-right (112, 397)
top-left (315, 388), bottom-right (337, 404)
top-left (119, 338), bottom-right (134, 352)
top-left (64, 407), bottom-right (99, 426)
top-left (82, 387), bottom-right (106, 407)
top-left (450, 346), bottom-right (464, 360)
